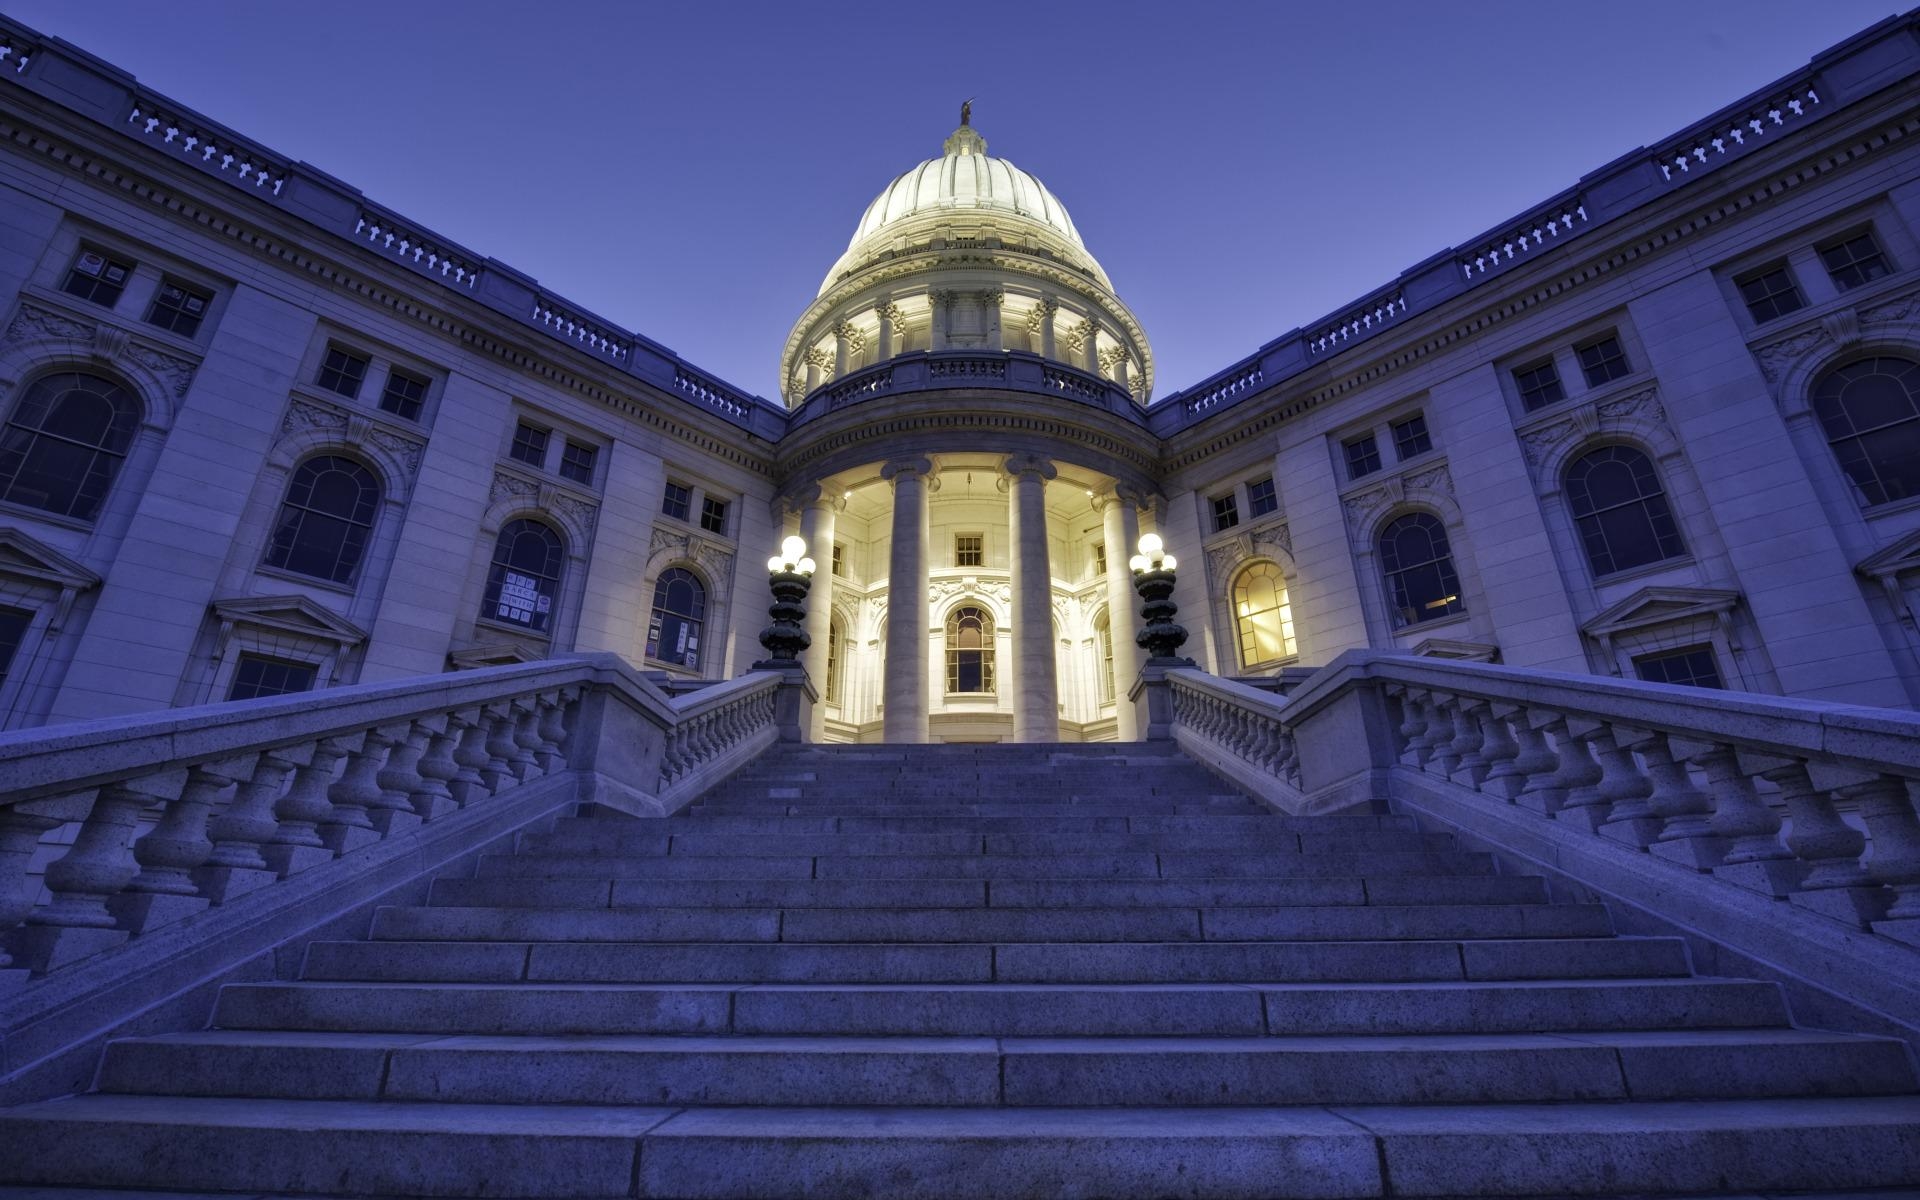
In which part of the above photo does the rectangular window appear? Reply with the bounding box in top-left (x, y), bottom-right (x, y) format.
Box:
top-left (832, 542), bottom-right (845, 577)
top-left (0, 604), bottom-right (31, 690)
top-left (509, 421), bottom-right (550, 468)
top-left (699, 495), bottom-right (729, 535)
top-left (1576, 336), bottom-right (1630, 387)
top-left (1391, 414), bottom-right (1432, 460)
top-left (1092, 541), bottom-right (1108, 574)
top-left (662, 481), bottom-right (691, 521)
top-left (227, 654), bottom-right (318, 701)
top-left (1633, 646), bottom-right (1724, 690)
top-left (144, 278), bottom-right (212, 336)
top-left (955, 533), bottom-right (984, 567)
top-left (1819, 232), bottom-right (1891, 291)
top-left (316, 345), bottom-right (370, 399)
top-left (1735, 263), bottom-right (1805, 323)
top-left (1212, 493), bottom-right (1240, 531)
top-left (61, 249), bottom-right (134, 307)
top-left (1247, 477), bottom-right (1278, 517)
top-left (559, 440), bottom-right (597, 485)
top-left (1513, 360), bottom-right (1565, 411)
top-left (379, 369), bottom-right (429, 421)
top-left (1343, 434), bottom-right (1382, 480)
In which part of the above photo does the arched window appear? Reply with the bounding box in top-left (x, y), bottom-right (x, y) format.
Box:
top-left (0, 371), bottom-right (141, 521)
top-left (1232, 561), bottom-right (1297, 667)
top-left (1095, 610), bottom-right (1115, 703)
top-left (646, 567), bottom-right (706, 670)
top-left (1563, 445), bottom-right (1685, 577)
top-left (482, 518), bottom-right (565, 634)
top-left (264, 455), bottom-right (381, 584)
top-left (1812, 357), bottom-right (1920, 507)
top-left (826, 614), bottom-right (844, 705)
top-left (945, 605), bottom-right (995, 693)
top-left (1379, 512), bottom-right (1465, 627)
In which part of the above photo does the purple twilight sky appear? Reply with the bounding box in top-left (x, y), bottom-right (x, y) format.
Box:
top-left (7, 0), bottom-right (1906, 403)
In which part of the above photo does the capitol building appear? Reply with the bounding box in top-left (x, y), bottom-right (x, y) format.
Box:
top-left (1, 12), bottom-right (1919, 744)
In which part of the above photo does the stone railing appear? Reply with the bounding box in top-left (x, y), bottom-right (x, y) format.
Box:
top-left (0, 656), bottom-right (797, 983)
top-left (355, 209), bottom-right (483, 289)
top-left (1155, 651), bottom-right (1920, 947)
top-left (788, 350), bottom-right (1137, 426)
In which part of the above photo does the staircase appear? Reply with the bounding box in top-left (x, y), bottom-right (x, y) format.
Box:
top-left (3, 742), bottom-right (1919, 1197)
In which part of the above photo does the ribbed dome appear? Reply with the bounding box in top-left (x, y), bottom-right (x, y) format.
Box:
top-left (819, 122), bottom-right (1107, 295)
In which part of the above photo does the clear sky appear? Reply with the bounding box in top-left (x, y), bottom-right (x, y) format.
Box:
top-left (8, 0), bottom-right (1905, 402)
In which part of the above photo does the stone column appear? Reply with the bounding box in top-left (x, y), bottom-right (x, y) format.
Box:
top-left (1006, 453), bottom-right (1060, 742)
top-left (1098, 488), bottom-right (1145, 740)
top-left (1101, 346), bottom-right (1130, 392)
top-left (804, 348), bottom-right (828, 392)
top-left (794, 486), bottom-right (841, 739)
top-left (882, 457), bottom-right (934, 743)
top-left (930, 291), bottom-right (952, 351)
top-left (984, 289), bottom-right (1004, 352)
top-left (875, 302), bottom-right (900, 360)
top-left (1080, 317), bottom-right (1101, 373)
top-left (833, 322), bottom-right (854, 377)
top-left (1037, 299), bottom-right (1059, 360)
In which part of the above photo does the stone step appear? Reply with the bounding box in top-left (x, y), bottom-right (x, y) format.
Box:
top-left (687, 801), bottom-right (1271, 817)
top-left (513, 829), bottom-right (1457, 857)
top-left (217, 976), bottom-right (1775, 1038)
top-left (368, 902), bottom-right (1614, 944)
top-left (13, 1094), bottom-right (1917, 1198)
top-left (95, 1028), bottom-right (1912, 1107)
top-left (299, 936), bottom-right (1686, 984)
top-left (474, 848), bottom-right (1497, 881)
top-left (551, 812), bottom-right (1415, 835)
top-left (425, 873), bottom-right (1549, 910)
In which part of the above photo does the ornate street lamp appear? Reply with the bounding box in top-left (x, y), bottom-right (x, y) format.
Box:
top-left (755, 535), bottom-right (817, 668)
top-left (1128, 533), bottom-right (1192, 664)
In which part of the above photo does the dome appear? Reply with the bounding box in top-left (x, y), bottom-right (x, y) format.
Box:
top-left (819, 121), bottom-right (1110, 295)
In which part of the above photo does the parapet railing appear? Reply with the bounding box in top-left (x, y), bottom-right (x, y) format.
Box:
top-left (1160, 652), bottom-right (1920, 945)
top-left (0, 655), bottom-right (791, 980)
top-left (787, 350), bottom-right (1141, 429)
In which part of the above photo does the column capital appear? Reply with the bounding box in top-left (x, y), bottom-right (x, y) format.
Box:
top-left (1002, 453), bottom-right (1056, 482)
top-left (803, 347), bottom-right (831, 368)
top-left (1091, 485), bottom-right (1152, 513)
top-left (979, 287), bottom-right (1005, 306)
top-left (881, 456), bottom-right (934, 483)
top-left (874, 301), bottom-right (904, 324)
top-left (782, 483), bottom-right (849, 514)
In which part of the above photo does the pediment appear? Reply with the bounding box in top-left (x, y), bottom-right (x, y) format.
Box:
top-left (211, 594), bottom-right (368, 645)
top-left (1582, 586), bottom-right (1740, 637)
top-left (1856, 529), bottom-right (1920, 580)
top-left (1409, 636), bottom-right (1500, 663)
top-left (0, 527), bottom-right (101, 592)
top-left (449, 643), bottom-right (544, 670)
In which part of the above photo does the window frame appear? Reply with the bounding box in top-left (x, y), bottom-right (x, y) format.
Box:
top-left (1211, 492), bottom-right (1240, 532)
top-left (1390, 414), bottom-right (1432, 461)
top-left (645, 565), bottom-right (707, 671)
top-left (1575, 335), bottom-right (1631, 388)
top-left (1562, 444), bottom-right (1687, 578)
top-left (509, 421), bottom-right (551, 470)
top-left (480, 517), bottom-right (567, 635)
top-left (261, 454), bottom-right (383, 587)
top-left (1734, 261), bottom-right (1806, 324)
top-left (1632, 644), bottom-right (1724, 690)
top-left (662, 480), bottom-right (692, 522)
top-left (1818, 230), bottom-right (1892, 292)
top-left (143, 276), bottom-right (213, 337)
top-left (944, 604), bottom-right (996, 695)
top-left (60, 247), bottom-right (136, 309)
top-left (1378, 511), bottom-right (1467, 629)
top-left (1231, 559), bottom-right (1297, 669)
top-left (0, 370), bottom-right (144, 524)
top-left (954, 532), bottom-right (984, 568)
top-left (378, 367), bottom-right (430, 422)
top-left (1343, 434), bottom-right (1382, 480)
top-left (1513, 358), bottom-right (1566, 412)
top-left (315, 344), bottom-right (371, 401)
top-left (226, 653), bottom-right (319, 702)
top-left (699, 495), bottom-right (730, 535)
top-left (1246, 477), bottom-right (1278, 518)
top-left (1810, 355), bottom-right (1920, 509)
top-left (558, 439), bottom-right (598, 486)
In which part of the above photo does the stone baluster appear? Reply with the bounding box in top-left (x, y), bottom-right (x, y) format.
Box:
top-left (1392, 688), bottom-right (1430, 767)
top-left (1518, 711), bottom-right (1599, 816)
top-left (1442, 696), bottom-right (1488, 785)
top-left (1677, 743), bottom-right (1796, 897)
top-left (0, 803), bottom-right (72, 975)
top-left (1492, 706), bottom-right (1561, 805)
top-left (1772, 757), bottom-right (1886, 925)
top-left (407, 716), bottom-right (459, 822)
top-left (481, 704), bottom-right (520, 791)
top-left (1561, 719), bottom-right (1652, 835)
top-left (1424, 696), bottom-right (1464, 778)
top-left (1471, 703), bottom-right (1525, 798)
top-left (199, 748), bottom-right (302, 902)
top-left (1616, 730), bottom-right (1725, 867)
top-left (510, 699), bottom-right (545, 781)
top-left (447, 709), bottom-right (491, 806)
top-left (18, 781), bottom-right (156, 971)
top-left (322, 729), bottom-right (392, 854)
top-left (267, 737), bottom-right (349, 876)
top-left (1842, 775), bottom-right (1920, 935)
top-left (535, 691), bottom-right (569, 771)
top-left (371, 722), bottom-right (430, 836)
top-left (115, 763), bottom-right (242, 931)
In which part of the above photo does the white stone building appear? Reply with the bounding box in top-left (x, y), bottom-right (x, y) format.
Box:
top-left (4, 12), bottom-right (1920, 743)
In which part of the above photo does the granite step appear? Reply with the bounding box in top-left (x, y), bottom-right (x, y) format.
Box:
top-left (472, 848), bottom-right (1498, 880)
top-left (95, 1028), bottom-right (1912, 1106)
top-left (298, 936), bottom-right (1688, 984)
top-left (552, 810), bottom-right (1417, 834)
top-left (687, 801), bottom-right (1272, 817)
top-left (10, 1094), bottom-right (1919, 1198)
top-left (512, 828), bottom-right (1455, 857)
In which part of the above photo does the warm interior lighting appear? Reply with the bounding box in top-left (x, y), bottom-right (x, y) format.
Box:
top-left (1424, 594), bottom-right (1458, 609)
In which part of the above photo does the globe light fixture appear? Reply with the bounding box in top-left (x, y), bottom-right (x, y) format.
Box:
top-left (755, 535), bottom-right (815, 668)
top-left (1130, 532), bottom-right (1191, 663)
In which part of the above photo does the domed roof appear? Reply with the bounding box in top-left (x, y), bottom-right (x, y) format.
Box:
top-left (819, 118), bottom-right (1109, 295)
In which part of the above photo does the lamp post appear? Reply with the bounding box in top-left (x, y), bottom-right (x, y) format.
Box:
top-left (1128, 533), bottom-right (1192, 664)
top-left (755, 535), bottom-right (817, 669)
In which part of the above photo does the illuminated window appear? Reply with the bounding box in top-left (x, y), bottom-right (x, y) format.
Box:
top-left (945, 605), bottom-right (994, 693)
top-left (646, 567), bottom-right (706, 670)
top-left (954, 533), bottom-right (983, 567)
top-left (0, 371), bottom-right (141, 522)
top-left (1564, 445), bottom-right (1685, 576)
top-left (1095, 610), bottom-right (1115, 703)
top-left (1379, 512), bottom-right (1465, 627)
top-left (264, 455), bottom-right (380, 584)
top-left (482, 518), bottom-right (564, 633)
top-left (1232, 560), bottom-right (1297, 667)
top-left (1812, 357), bottom-right (1920, 507)
top-left (826, 615), bottom-right (843, 704)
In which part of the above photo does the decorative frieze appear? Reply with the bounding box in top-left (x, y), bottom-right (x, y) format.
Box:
top-left (4, 301), bottom-right (198, 400)
top-left (1517, 385), bottom-right (1668, 471)
top-left (1343, 463), bottom-right (1453, 539)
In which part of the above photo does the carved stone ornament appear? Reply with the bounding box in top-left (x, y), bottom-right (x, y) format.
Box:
top-left (4, 303), bottom-right (90, 344)
top-left (1343, 477), bottom-right (1406, 539)
top-left (874, 302), bottom-right (904, 326)
top-left (280, 398), bottom-right (350, 439)
top-left (489, 469), bottom-right (539, 506)
top-left (549, 489), bottom-right (600, 539)
top-left (1252, 522), bottom-right (1293, 561)
top-left (1403, 463), bottom-right (1454, 496)
top-left (690, 537), bottom-right (733, 584)
top-left (4, 302), bottom-right (198, 398)
top-left (1753, 325), bottom-right (1835, 384)
top-left (1204, 538), bottom-right (1247, 587)
top-left (367, 427), bottom-right (426, 476)
top-left (1862, 290), bottom-right (1920, 326)
top-left (1519, 385), bottom-right (1668, 470)
top-left (649, 527), bottom-right (691, 560)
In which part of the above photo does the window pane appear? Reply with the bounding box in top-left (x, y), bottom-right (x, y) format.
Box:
top-left (316, 347), bottom-right (369, 399)
top-left (1577, 337), bottom-right (1629, 387)
top-left (145, 279), bottom-right (211, 336)
top-left (483, 519), bottom-right (564, 632)
top-left (945, 606), bottom-right (995, 693)
top-left (1812, 358), bottom-right (1920, 507)
top-left (264, 456), bottom-right (381, 583)
top-left (1379, 513), bottom-right (1465, 626)
top-left (1633, 646), bottom-right (1723, 689)
top-left (647, 567), bottom-right (706, 668)
top-left (1736, 265), bottom-right (1804, 323)
top-left (1514, 360), bottom-right (1564, 411)
top-left (62, 251), bottom-right (133, 306)
top-left (510, 422), bottom-right (549, 467)
top-left (1564, 446), bottom-right (1686, 575)
top-left (1247, 478), bottom-right (1278, 517)
top-left (0, 372), bottom-right (141, 521)
top-left (380, 370), bottom-right (427, 421)
top-left (1233, 561), bottom-right (1296, 667)
top-left (700, 496), bottom-right (729, 534)
top-left (1391, 415), bottom-right (1431, 459)
top-left (0, 604), bottom-right (31, 690)
top-left (560, 441), bottom-right (596, 484)
top-left (1820, 234), bottom-right (1890, 291)
top-left (1344, 435), bottom-right (1381, 479)
top-left (1212, 494), bottom-right (1239, 531)
top-left (228, 654), bottom-right (317, 701)
top-left (663, 482), bottom-right (691, 520)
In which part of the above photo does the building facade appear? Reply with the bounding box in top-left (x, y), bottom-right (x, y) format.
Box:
top-left (4, 14), bottom-right (1920, 742)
